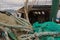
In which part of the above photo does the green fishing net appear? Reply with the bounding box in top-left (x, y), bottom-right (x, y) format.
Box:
top-left (33, 22), bottom-right (60, 40)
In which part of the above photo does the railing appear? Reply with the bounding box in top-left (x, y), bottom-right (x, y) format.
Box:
top-left (28, 0), bottom-right (52, 5)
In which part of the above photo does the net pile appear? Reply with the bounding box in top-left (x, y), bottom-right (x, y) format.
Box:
top-left (0, 12), bottom-right (32, 40)
top-left (0, 13), bottom-right (17, 25)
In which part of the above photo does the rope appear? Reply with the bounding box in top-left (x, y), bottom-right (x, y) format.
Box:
top-left (20, 32), bottom-right (60, 40)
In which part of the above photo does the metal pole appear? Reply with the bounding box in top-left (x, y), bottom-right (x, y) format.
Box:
top-left (50, 0), bottom-right (59, 21)
top-left (24, 0), bottom-right (29, 21)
